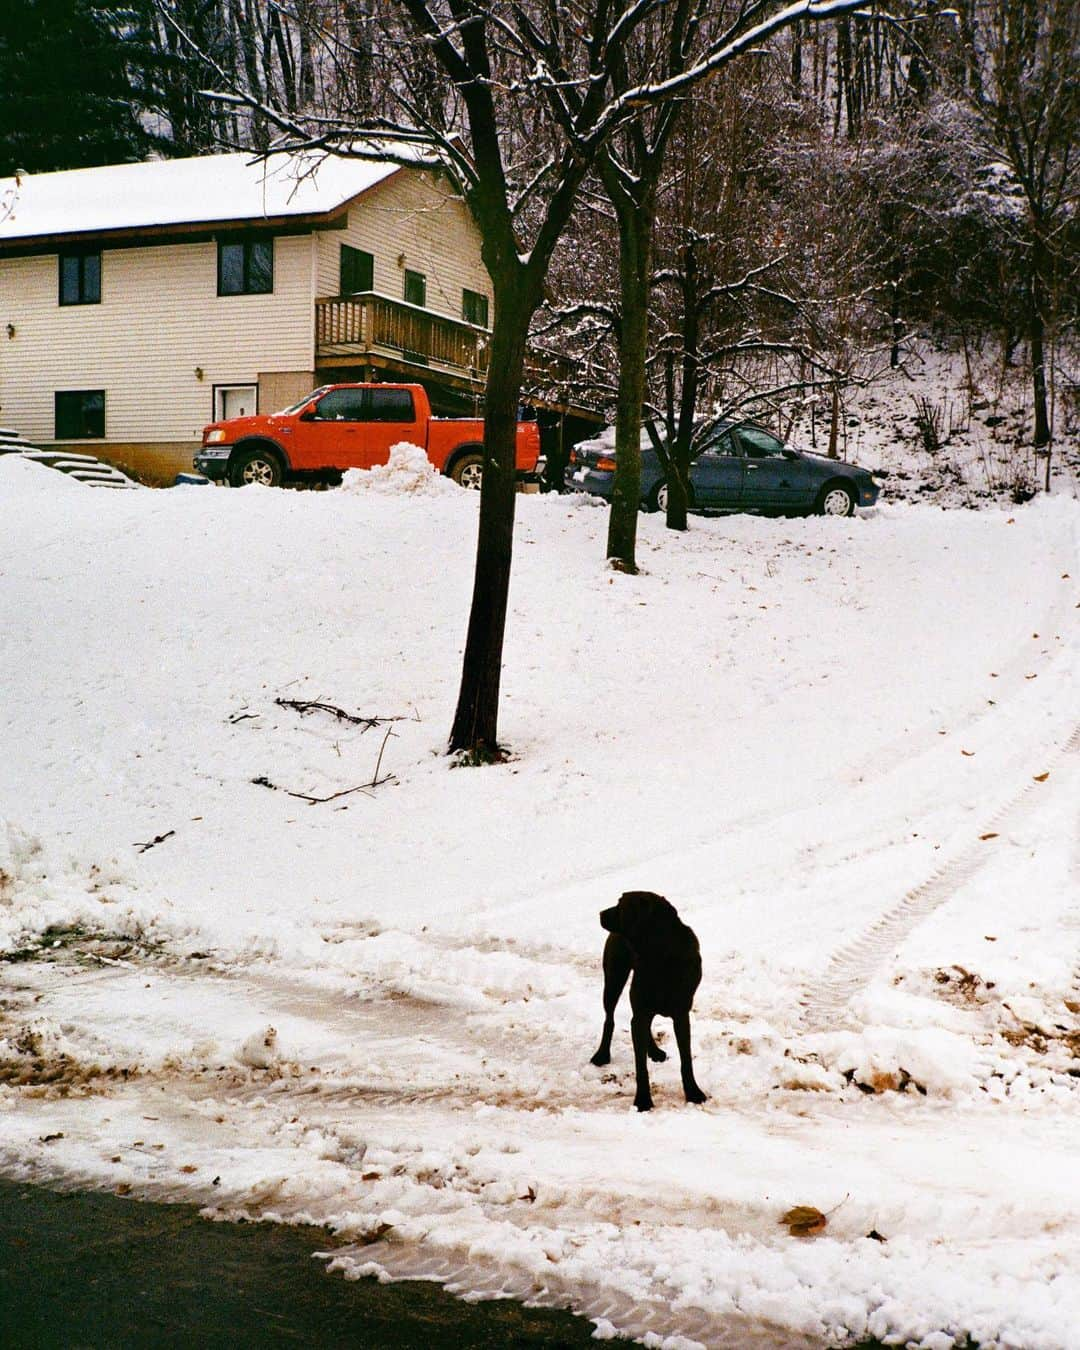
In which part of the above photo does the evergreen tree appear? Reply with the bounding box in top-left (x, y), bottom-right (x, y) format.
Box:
top-left (0, 0), bottom-right (152, 176)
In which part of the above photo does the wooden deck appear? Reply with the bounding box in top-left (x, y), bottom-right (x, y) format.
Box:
top-left (315, 293), bottom-right (602, 421)
top-left (316, 293), bottom-right (488, 382)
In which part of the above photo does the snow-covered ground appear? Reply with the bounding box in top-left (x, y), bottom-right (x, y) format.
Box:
top-left (1, 443), bottom-right (1078, 1349)
top-left (794, 344), bottom-right (1080, 512)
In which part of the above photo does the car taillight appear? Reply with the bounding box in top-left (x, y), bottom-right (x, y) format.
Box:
top-left (568, 449), bottom-right (578, 465)
top-left (596, 456), bottom-right (617, 472)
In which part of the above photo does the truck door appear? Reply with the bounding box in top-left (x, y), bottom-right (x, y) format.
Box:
top-left (303, 386), bottom-right (369, 468)
top-left (361, 387), bottom-right (422, 465)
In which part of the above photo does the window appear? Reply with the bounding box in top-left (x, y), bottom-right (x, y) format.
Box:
top-left (311, 388), bottom-right (366, 420)
top-left (340, 245), bottom-right (374, 295)
top-left (462, 288), bottom-right (489, 328)
top-left (404, 269), bottom-right (426, 307)
top-left (737, 426), bottom-right (785, 458)
top-left (367, 387), bottom-right (415, 422)
top-left (59, 251), bottom-right (101, 306)
top-left (697, 428), bottom-right (737, 457)
top-left (309, 387), bottom-right (415, 422)
top-left (218, 238), bottom-right (273, 295)
top-left (55, 390), bottom-right (105, 439)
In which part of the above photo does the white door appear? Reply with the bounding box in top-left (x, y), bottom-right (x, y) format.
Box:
top-left (216, 385), bottom-right (258, 420)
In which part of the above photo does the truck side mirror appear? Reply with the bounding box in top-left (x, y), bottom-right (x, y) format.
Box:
top-left (299, 402), bottom-right (319, 421)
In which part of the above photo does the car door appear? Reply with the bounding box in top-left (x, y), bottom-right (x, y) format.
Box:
top-left (735, 426), bottom-right (809, 511)
top-left (360, 386), bottom-right (422, 467)
top-left (689, 428), bottom-right (743, 508)
top-left (303, 386), bottom-right (369, 468)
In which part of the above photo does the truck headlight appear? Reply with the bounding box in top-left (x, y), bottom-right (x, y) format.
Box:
top-left (205, 429), bottom-right (227, 444)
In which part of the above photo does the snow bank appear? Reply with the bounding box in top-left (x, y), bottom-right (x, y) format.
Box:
top-left (340, 442), bottom-right (460, 497)
top-left (0, 454), bottom-right (84, 495)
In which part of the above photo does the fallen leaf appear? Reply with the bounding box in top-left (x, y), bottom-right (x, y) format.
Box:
top-left (984, 935), bottom-right (997, 942)
top-left (1024, 673), bottom-right (1038, 680)
top-left (38, 1133), bottom-right (64, 1144)
top-left (1033, 772), bottom-right (1049, 782)
top-left (980, 832), bottom-right (999, 841)
top-left (179, 1165), bottom-right (198, 1174)
top-left (115, 1183), bottom-right (132, 1196)
top-left (961, 749), bottom-right (975, 757)
top-left (866, 1229), bottom-right (888, 1243)
top-left (780, 1205), bottom-right (828, 1237)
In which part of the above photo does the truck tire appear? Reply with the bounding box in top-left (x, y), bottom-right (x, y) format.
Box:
top-left (231, 444), bottom-right (285, 488)
top-left (449, 451), bottom-right (484, 490)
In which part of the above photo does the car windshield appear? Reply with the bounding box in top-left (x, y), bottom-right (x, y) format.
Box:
top-left (276, 387), bottom-right (331, 415)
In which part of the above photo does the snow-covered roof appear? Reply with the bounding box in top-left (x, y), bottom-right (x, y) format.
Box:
top-left (0, 146), bottom-right (433, 247)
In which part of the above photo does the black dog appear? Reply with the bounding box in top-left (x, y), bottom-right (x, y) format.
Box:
top-left (590, 890), bottom-right (707, 1112)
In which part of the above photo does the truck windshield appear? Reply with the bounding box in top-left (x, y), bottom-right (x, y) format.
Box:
top-left (276, 387), bottom-right (331, 415)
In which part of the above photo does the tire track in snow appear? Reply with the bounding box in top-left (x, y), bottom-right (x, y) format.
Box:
top-left (798, 722), bottom-right (1080, 1034)
top-left (324, 1242), bottom-right (824, 1350)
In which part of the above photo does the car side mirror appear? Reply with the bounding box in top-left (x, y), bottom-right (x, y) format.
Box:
top-left (782, 448), bottom-right (799, 460)
top-left (298, 403), bottom-right (319, 421)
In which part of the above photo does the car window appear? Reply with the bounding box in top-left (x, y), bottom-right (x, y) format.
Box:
top-left (737, 426), bottom-right (786, 458)
top-left (313, 388), bottom-right (366, 420)
top-left (367, 388), bottom-right (415, 422)
top-left (698, 429), bottom-right (738, 457)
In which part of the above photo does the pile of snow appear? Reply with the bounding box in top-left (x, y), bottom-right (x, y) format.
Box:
top-left (0, 452), bottom-right (85, 495)
top-left (340, 442), bottom-right (460, 497)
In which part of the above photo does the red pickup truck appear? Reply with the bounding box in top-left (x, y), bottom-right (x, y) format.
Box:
top-left (195, 383), bottom-right (542, 488)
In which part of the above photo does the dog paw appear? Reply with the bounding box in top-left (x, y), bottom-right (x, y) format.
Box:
top-left (590, 1051), bottom-right (611, 1067)
top-left (647, 1045), bottom-right (667, 1063)
top-left (684, 1086), bottom-right (708, 1104)
top-left (634, 1096), bottom-right (654, 1112)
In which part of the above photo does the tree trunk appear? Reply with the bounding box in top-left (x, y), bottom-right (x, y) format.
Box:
top-left (827, 383), bottom-right (840, 458)
top-left (448, 278), bottom-right (530, 756)
top-left (606, 198), bottom-right (653, 573)
top-left (665, 248), bottom-right (700, 533)
top-left (1029, 244), bottom-right (1051, 449)
top-left (890, 279), bottom-right (904, 368)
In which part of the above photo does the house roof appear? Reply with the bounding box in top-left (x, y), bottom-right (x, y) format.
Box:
top-left (0, 146), bottom-right (435, 249)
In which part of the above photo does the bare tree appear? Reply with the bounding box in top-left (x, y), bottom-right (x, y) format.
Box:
top-left (942, 0), bottom-right (1078, 465)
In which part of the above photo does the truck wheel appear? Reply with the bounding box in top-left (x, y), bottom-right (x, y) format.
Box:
top-left (231, 446), bottom-right (284, 488)
top-left (450, 452), bottom-right (484, 490)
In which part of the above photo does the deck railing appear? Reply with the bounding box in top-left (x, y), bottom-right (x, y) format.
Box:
top-left (316, 293), bottom-right (489, 377)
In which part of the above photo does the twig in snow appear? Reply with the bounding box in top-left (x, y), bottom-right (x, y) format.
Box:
top-left (250, 727), bottom-right (398, 806)
top-left (134, 830), bottom-right (175, 853)
top-left (274, 697), bottom-right (412, 731)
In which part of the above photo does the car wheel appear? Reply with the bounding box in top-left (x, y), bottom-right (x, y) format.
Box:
top-left (450, 452), bottom-right (484, 489)
top-left (651, 479), bottom-right (693, 514)
top-left (231, 446), bottom-right (284, 488)
top-left (816, 482), bottom-right (855, 517)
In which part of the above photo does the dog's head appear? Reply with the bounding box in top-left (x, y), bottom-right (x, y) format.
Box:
top-left (600, 891), bottom-right (680, 943)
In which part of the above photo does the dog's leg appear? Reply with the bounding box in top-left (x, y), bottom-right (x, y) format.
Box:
top-left (630, 1011), bottom-right (655, 1111)
top-left (590, 935), bottom-right (632, 1067)
top-left (673, 1009), bottom-right (707, 1104)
